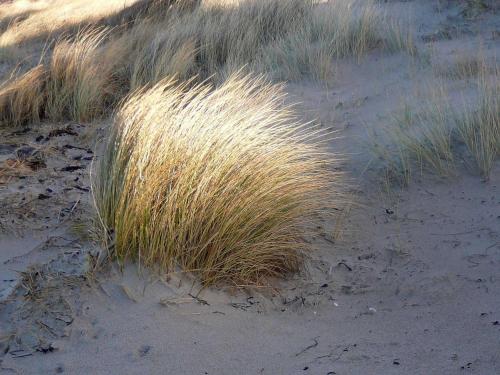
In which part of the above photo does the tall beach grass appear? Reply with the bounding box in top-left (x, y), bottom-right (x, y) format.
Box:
top-left (93, 74), bottom-right (340, 285)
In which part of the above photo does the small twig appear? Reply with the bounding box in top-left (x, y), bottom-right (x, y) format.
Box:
top-left (338, 262), bottom-right (352, 271)
top-left (321, 234), bottom-right (335, 244)
top-left (98, 282), bottom-right (111, 297)
top-left (188, 293), bottom-right (210, 306)
top-left (485, 242), bottom-right (499, 253)
top-left (314, 344), bottom-right (353, 363)
top-left (69, 196), bottom-right (81, 214)
top-left (295, 337), bottom-right (319, 357)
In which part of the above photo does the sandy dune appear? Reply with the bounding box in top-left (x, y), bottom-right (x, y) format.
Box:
top-left (1, 1), bottom-right (499, 374)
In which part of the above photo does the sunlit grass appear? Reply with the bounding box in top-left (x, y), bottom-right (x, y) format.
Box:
top-left (45, 27), bottom-right (115, 122)
top-left (93, 73), bottom-right (341, 285)
top-left (0, 27), bottom-right (115, 126)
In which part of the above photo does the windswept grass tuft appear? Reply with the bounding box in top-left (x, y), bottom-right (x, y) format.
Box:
top-left (45, 27), bottom-right (114, 122)
top-left (93, 74), bottom-right (341, 285)
top-left (0, 65), bottom-right (47, 127)
top-left (0, 27), bottom-right (116, 126)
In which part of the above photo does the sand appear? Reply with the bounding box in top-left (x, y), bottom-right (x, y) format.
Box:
top-left (1, 1), bottom-right (499, 374)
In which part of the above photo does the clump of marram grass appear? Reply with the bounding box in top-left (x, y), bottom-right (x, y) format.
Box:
top-left (436, 55), bottom-right (483, 80)
top-left (0, 27), bottom-right (116, 126)
top-left (256, 0), bottom-right (414, 80)
top-left (93, 74), bottom-right (340, 285)
top-left (456, 65), bottom-right (500, 178)
top-left (372, 63), bottom-right (500, 185)
top-left (0, 65), bottom-right (47, 126)
top-left (372, 85), bottom-right (456, 185)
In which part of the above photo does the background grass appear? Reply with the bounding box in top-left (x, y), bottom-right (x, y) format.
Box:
top-left (372, 59), bottom-right (499, 184)
top-left (0, 0), bottom-right (413, 127)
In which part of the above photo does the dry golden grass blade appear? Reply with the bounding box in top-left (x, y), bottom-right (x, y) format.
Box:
top-left (93, 73), bottom-right (343, 285)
